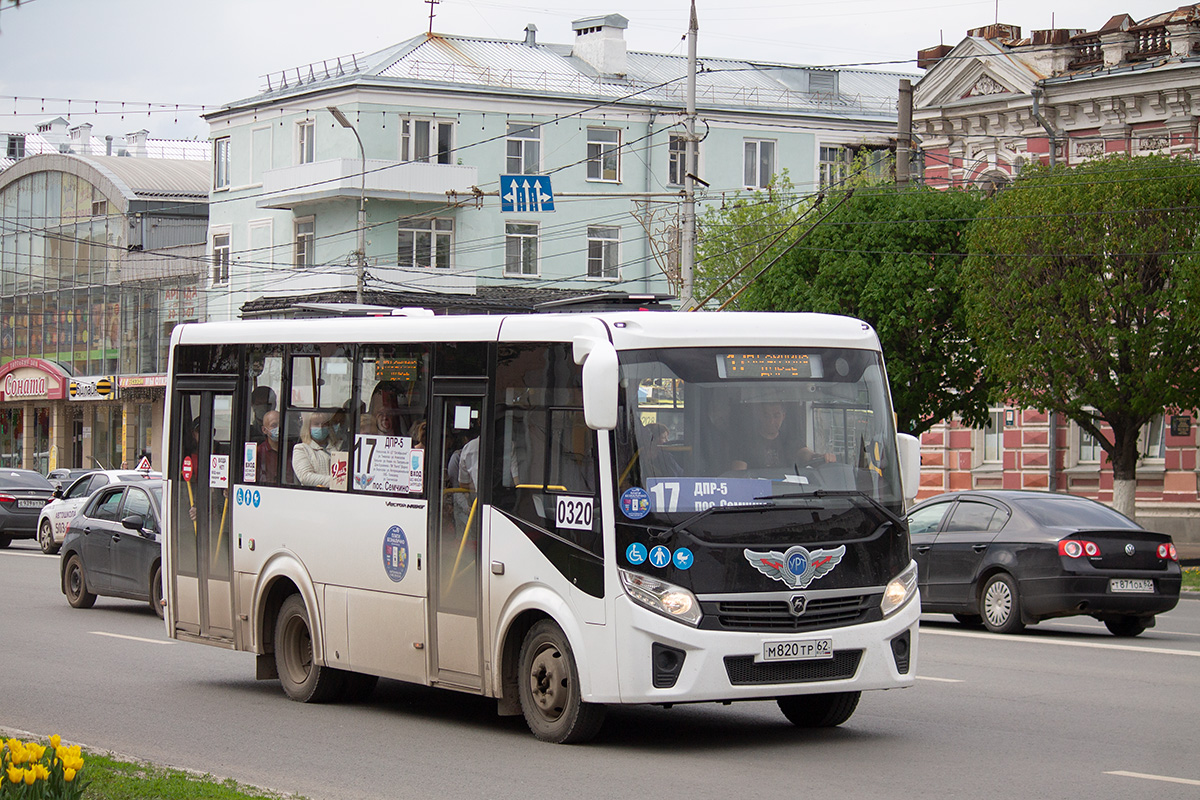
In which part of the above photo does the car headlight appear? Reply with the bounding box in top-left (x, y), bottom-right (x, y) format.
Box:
top-left (619, 568), bottom-right (702, 627)
top-left (881, 561), bottom-right (918, 617)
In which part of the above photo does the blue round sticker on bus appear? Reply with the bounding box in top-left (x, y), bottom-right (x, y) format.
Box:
top-left (621, 487), bottom-right (650, 519)
top-left (626, 542), bottom-right (648, 565)
top-left (649, 545), bottom-right (672, 569)
top-left (673, 547), bottom-right (694, 570)
top-left (383, 525), bottom-right (409, 583)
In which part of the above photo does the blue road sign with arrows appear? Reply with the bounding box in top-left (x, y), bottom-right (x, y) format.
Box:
top-left (500, 174), bottom-right (555, 212)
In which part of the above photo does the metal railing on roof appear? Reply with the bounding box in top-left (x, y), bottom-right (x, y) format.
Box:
top-left (262, 54), bottom-right (363, 93)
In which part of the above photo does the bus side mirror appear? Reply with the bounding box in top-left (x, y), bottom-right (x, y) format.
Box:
top-left (574, 336), bottom-right (618, 431)
top-left (896, 433), bottom-right (921, 502)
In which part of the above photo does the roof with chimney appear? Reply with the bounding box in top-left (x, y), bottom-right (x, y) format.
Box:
top-left (1, 118), bottom-right (208, 172)
top-left (211, 20), bottom-right (915, 122)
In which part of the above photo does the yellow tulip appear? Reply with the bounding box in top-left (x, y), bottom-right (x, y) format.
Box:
top-left (49, 735), bottom-right (61, 748)
top-left (5, 766), bottom-right (22, 784)
top-left (23, 768), bottom-right (35, 785)
top-left (27, 742), bottom-right (46, 761)
top-left (64, 767), bottom-right (77, 782)
top-left (34, 763), bottom-right (49, 780)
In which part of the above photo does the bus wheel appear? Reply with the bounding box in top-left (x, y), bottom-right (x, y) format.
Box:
top-left (65, 555), bottom-right (96, 609)
top-left (275, 594), bottom-right (344, 703)
top-left (777, 691), bottom-right (861, 728)
top-left (517, 620), bottom-right (606, 743)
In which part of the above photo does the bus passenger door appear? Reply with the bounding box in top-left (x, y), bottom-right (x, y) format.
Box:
top-left (170, 385), bottom-right (236, 643)
top-left (428, 388), bottom-right (485, 690)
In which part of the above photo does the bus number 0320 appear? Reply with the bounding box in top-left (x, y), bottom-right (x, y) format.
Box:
top-left (555, 496), bottom-right (594, 531)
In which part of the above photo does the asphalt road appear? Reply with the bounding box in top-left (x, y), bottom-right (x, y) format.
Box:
top-left (2, 538), bottom-right (1198, 800)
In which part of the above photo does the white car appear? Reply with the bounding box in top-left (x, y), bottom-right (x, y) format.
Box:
top-left (37, 469), bottom-right (162, 554)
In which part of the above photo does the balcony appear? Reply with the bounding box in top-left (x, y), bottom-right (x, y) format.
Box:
top-left (257, 159), bottom-right (478, 210)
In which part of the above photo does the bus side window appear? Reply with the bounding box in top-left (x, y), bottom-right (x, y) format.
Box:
top-left (246, 347), bottom-right (284, 486)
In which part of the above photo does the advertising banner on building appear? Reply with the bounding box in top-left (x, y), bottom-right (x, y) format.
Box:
top-left (68, 375), bottom-right (118, 401)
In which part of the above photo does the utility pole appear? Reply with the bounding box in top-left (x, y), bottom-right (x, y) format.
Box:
top-left (327, 106), bottom-right (367, 304)
top-left (679, 0), bottom-right (698, 310)
top-left (897, 79), bottom-right (912, 187)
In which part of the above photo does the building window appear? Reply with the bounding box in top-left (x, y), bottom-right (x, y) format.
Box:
top-left (668, 134), bottom-right (698, 187)
top-left (982, 409), bottom-right (1003, 464)
top-left (586, 226), bottom-right (619, 279)
top-left (5, 135), bottom-right (25, 160)
top-left (819, 145), bottom-right (850, 189)
top-left (294, 217), bottom-right (315, 268)
top-left (1140, 415), bottom-right (1166, 460)
top-left (506, 123), bottom-right (540, 175)
top-left (401, 119), bottom-right (454, 164)
top-left (505, 222), bottom-right (538, 276)
top-left (212, 233), bottom-right (231, 285)
top-left (398, 218), bottom-right (453, 269)
top-left (297, 120), bottom-right (315, 165)
top-left (743, 139), bottom-right (776, 190)
top-left (586, 127), bottom-right (620, 182)
top-left (1078, 426), bottom-right (1102, 464)
top-left (214, 136), bottom-right (231, 189)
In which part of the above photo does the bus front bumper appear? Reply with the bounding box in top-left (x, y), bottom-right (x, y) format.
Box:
top-left (606, 591), bottom-right (920, 704)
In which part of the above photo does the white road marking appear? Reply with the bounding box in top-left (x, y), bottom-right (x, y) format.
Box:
top-left (916, 675), bottom-right (964, 683)
top-left (89, 631), bottom-right (174, 646)
top-left (922, 627), bottom-right (1200, 657)
top-left (1043, 621), bottom-right (1200, 638)
top-left (0, 550), bottom-right (54, 558)
top-left (1106, 771), bottom-right (1200, 786)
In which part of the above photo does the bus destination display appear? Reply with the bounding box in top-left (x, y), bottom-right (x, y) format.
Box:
top-left (718, 353), bottom-right (820, 379)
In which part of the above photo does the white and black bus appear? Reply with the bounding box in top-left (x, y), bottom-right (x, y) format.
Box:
top-left (162, 308), bottom-right (922, 742)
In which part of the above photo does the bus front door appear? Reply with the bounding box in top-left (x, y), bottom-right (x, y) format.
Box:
top-left (170, 387), bottom-right (236, 644)
top-left (428, 390), bottom-right (485, 690)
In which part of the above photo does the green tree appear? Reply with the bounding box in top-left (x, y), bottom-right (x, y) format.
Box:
top-left (963, 155), bottom-right (1200, 518)
top-left (737, 185), bottom-right (989, 436)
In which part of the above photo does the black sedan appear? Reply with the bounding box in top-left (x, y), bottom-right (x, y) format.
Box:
top-left (0, 469), bottom-right (55, 548)
top-left (59, 480), bottom-right (164, 618)
top-left (907, 490), bottom-right (1181, 636)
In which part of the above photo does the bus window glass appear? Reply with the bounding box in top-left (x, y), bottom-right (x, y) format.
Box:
top-left (284, 346), bottom-right (352, 492)
top-left (352, 345), bottom-right (430, 497)
top-left (246, 346), bottom-right (284, 485)
top-left (492, 344), bottom-right (600, 556)
top-left (174, 344), bottom-right (240, 375)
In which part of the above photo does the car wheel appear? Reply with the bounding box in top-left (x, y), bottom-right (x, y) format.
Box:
top-left (517, 619), bottom-right (606, 743)
top-left (150, 565), bottom-right (164, 619)
top-left (777, 692), bottom-right (861, 728)
top-left (953, 613), bottom-right (984, 628)
top-left (65, 555), bottom-right (96, 609)
top-left (274, 594), bottom-right (344, 703)
top-left (980, 573), bottom-right (1023, 634)
top-left (38, 520), bottom-right (59, 555)
top-left (1104, 616), bottom-right (1148, 637)
top-left (0, 535), bottom-right (10, 549)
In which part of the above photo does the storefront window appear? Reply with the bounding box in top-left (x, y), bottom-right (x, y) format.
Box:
top-left (0, 409), bottom-right (21, 468)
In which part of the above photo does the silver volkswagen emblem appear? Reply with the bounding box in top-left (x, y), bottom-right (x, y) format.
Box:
top-left (1125, 543), bottom-right (1136, 557)
top-left (789, 595), bottom-right (807, 616)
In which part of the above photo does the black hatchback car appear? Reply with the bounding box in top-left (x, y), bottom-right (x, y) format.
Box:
top-left (0, 469), bottom-right (55, 548)
top-left (907, 490), bottom-right (1181, 636)
top-left (59, 480), bottom-right (164, 618)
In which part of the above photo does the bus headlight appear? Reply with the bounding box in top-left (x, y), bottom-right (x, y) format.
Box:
top-left (881, 561), bottom-right (918, 617)
top-left (619, 569), bottom-right (702, 627)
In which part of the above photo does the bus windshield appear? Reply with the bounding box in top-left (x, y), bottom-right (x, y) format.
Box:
top-left (614, 347), bottom-right (903, 523)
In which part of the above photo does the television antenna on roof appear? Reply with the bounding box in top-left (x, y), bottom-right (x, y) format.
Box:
top-left (425, 0), bottom-right (440, 34)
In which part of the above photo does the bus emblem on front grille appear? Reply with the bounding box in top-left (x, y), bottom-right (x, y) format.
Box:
top-left (744, 545), bottom-right (846, 589)
top-left (789, 595), bottom-right (808, 616)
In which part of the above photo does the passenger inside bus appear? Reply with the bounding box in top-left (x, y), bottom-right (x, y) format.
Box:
top-left (639, 422), bottom-right (683, 478)
top-left (361, 382), bottom-right (404, 436)
top-left (257, 410), bottom-right (282, 484)
top-left (292, 412), bottom-right (335, 488)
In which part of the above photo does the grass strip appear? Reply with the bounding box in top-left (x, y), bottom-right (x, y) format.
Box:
top-left (1183, 567), bottom-right (1200, 593)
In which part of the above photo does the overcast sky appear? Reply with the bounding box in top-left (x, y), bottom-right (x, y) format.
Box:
top-left (0, 0), bottom-right (1180, 141)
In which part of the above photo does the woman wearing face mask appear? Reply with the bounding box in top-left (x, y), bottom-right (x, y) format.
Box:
top-left (257, 410), bottom-right (282, 483)
top-left (292, 411), bottom-right (334, 487)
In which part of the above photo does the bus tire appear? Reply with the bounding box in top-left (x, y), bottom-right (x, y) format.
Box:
top-left (274, 594), bottom-right (344, 703)
top-left (517, 619), bottom-right (606, 743)
top-left (777, 691), bottom-right (861, 728)
top-left (65, 555), bottom-right (96, 609)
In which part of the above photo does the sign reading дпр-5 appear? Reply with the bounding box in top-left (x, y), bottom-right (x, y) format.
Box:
top-left (69, 375), bottom-right (118, 401)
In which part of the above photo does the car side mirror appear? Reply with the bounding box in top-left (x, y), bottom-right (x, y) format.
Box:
top-left (896, 433), bottom-right (921, 502)
top-left (52, 485), bottom-right (63, 498)
top-left (121, 514), bottom-right (145, 531)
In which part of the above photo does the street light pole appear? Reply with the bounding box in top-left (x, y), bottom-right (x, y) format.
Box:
top-left (327, 106), bottom-right (366, 304)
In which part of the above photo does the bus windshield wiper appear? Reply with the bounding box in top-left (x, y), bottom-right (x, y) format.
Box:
top-left (755, 489), bottom-right (907, 531)
top-left (648, 501), bottom-right (773, 541)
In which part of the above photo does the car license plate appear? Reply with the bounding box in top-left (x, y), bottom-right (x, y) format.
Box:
top-left (761, 638), bottom-right (833, 662)
top-left (1110, 578), bottom-right (1154, 593)
top-left (17, 499), bottom-right (43, 508)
